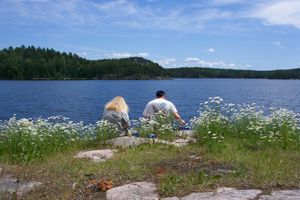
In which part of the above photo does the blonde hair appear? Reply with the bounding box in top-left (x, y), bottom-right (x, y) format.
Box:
top-left (105, 96), bottom-right (129, 113)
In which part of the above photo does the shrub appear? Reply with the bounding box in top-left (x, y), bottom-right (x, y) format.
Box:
top-left (133, 111), bottom-right (175, 140)
top-left (192, 97), bottom-right (300, 149)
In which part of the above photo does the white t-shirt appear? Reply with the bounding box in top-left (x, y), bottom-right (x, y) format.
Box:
top-left (143, 98), bottom-right (178, 118)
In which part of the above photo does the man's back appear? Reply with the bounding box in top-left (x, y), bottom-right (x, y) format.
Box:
top-left (143, 98), bottom-right (177, 118)
top-left (143, 90), bottom-right (185, 124)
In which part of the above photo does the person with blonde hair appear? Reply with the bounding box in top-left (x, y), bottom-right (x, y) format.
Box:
top-left (102, 96), bottom-right (130, 136)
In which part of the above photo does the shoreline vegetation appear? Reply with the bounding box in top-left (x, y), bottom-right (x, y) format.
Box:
top-left (0, 97), bottom-right (299, 198)
top-left (1, 46), bottom-right (300, 80)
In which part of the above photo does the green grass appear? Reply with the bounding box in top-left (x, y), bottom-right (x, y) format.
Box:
top-left (1, 140), bottom-right (299, 199)
top-left (206, 138), bottom-right (300, 189)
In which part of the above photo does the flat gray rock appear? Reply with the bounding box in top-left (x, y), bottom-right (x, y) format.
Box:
top-left (172, 138), bottom-right (197, 147)
top-left (106, 136), bottom-right (196, 148)
top-left (0, 178), bottom-right (19, 193)
top-left (175, 130), bottom-right (195, 138)
top-left (74, 149), bottom-right (116, 162)
top-left (162, 187), bottom-right (262, 200)
top-left (105, 181), bottom-right (297, 200)
top-left (0, 178), bottom-right (42, 196)
top-left (107, 136), bottom-right (148, 147)
top-left (17, 181), bottom-right (43, 196)
top-left (153, 138), bottom-right (196, 147)
top-left (106, 182), bottom-right (159, 200)
top-left (259, 190), bottom-right (300, 200)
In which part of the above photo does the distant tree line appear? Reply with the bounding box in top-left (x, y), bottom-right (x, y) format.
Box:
top-left (166, 67), bottom-right (300, 79)
top-left (0, 46), bottom-right (167, 80)
top-left (0, 46), bottom-right (299, 80)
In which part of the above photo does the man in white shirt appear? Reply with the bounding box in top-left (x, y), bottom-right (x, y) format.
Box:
top-left (143, 90), bottom-right (186, 124)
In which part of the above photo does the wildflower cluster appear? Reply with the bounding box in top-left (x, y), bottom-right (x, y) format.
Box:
top-left (192, 97), bottom-right (300, 148)
top-left (190, 97), bottom-right (228, 147)
top-left (132, 110), bottom-right (175, 140)
top-left (1, 98), bottom-right (299, 162)
top-left (95, 120), bottom-right (119, 144)
top-left (0, 116), bottom-right (118, 163)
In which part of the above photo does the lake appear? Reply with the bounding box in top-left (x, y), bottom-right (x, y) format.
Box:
top-left (0, 79), bottom-right (299, 123)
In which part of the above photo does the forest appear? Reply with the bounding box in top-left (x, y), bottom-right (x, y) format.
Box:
top-left (0, 46), bottom-right (167, 80)
top-left (0, 46), bottom-right (299, 80)
top-left (166, 67), bottom-right (300, 79)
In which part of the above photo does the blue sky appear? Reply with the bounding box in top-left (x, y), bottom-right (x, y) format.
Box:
top-left (1, 0), bottom-right (300, 70)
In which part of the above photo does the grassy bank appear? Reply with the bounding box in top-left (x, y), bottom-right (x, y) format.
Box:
top-left (1, 141), bottom-right (299, 199)
top-left (0, 97), bottom-right (299, 199)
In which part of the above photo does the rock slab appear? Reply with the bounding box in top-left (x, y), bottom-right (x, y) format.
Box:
top-left (106, 182), bottom-right (159, 200)
top-left (153, 138), bottom-right (196, 147)
top-left (106, 135), bottom-right (196, 148)
top-left (259, 190), bottom-right (300, 200)
top-left (17, 181), bottom-right (43, 196)
top-left (172, 138), bottom-right (197, 147)
top-left (107, 136), bottom-right (148, 147)
top-left (0, 178), bottom-right (19, 193)
top-left (0, 178), bottom-right (42, 196)
top-left (106, 182), bottom-right (265, 200)
top-left (162, 187), bottom-right (262, 200)
top-left (74, 149), bottom-right (116, 162)
top-left (175, 130), bottom-right (195, 138)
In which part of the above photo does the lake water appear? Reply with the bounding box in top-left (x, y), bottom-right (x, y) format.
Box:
top-left (0, 79), bottom-right (299, 123)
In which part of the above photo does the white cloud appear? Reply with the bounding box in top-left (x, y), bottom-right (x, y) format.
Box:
top-left (250, 0), bottom-right (300, 29)
top-left (111, 52), bottom-right (132, 58)
top-left (156, 57), bottom-right (251, 69)
top-left (2, 0), bottom-right (300, 38)
top-left (76, 52), bottom-right (87, 57)
top-left (106, 52), bottom-right (149, 58)
top-left (211, 0), bottom-right (244, 6)
top-left (184, 57), bottom-right (251, 69)
top-left (185, 57), bottom-right (201, 63)
top-left (137, 52), bottom-right (149, 57)
top-left (206, 48), bottom-right (215, 52)
top-left (0, 0), bottom-right (235, 32)
top-left (156, 58), bottom-right (176, 67)
top-left (94, 0), bottom-right (138, 16)
top-left (273, 41), bottom-right (284, 49)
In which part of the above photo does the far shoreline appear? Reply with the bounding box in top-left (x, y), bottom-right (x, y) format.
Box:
top-left (1, 77), bottom-right (300, 81)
